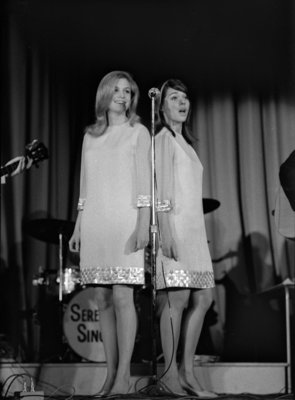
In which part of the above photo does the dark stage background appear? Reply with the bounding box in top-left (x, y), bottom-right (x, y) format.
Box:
top-left (0, 0), bottom-right (294, 367)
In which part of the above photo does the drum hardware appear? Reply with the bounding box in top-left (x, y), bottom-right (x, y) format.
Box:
top-left (25, 218), bottom-right (91, 360)
top-left (33, 266), bottom-right (81, 296)
top-left (58, 233), bottom-right (63, 302)
top-left (32, 267), bottom-right (58, 287)
top-left (25, 218), bottom-right (75, 301)
top-left (56, 266), bottom-right (81, 295)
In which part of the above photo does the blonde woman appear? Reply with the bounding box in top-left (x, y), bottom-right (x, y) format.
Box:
top-left (69, 71), bottom-right (151, 395)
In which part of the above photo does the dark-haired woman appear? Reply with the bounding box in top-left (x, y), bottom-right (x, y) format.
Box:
top-left (69, 71), bottom-right (151, 395)
top-left (155, 79), bottom-right (216, 397)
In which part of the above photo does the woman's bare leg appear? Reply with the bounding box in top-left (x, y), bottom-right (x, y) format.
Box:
top-left (157, 289), bottom-right (190, 394)
top-left (110, 285), bottom-right (137, 394)
top-left (179, 288), bottom-right (213, 392)
top-left (94, 286), bottom-right (117, 394)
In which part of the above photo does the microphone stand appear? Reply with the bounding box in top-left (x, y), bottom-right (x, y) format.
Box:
top-left (142, 88), bottom-right (178, 396)
top-left (143, 88), bottom-right (165, 396)
top-left (149, 89), bottom-right (158, 385)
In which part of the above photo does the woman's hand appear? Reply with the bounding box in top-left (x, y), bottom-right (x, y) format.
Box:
top-left (157, 211), bottom-right (178, 261)
top-left (129, 207), bottom-right (150, 252)
top-left (133, 224), bottom-right (150, 252)
top-left (6, 156), bottom-right (26, 176)
top-left (69, 212), bottom-right (82, 252)
top-left (69, 229), bottom-right (81, 252)
top-left (161, 233), bottom-right (178, 261)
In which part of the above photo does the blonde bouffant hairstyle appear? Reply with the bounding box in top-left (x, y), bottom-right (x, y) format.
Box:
top-left (86, 71), bottom-right (140, 136)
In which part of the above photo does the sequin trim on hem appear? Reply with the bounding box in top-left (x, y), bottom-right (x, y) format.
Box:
top-left (81, 266), bottom-right (145, 285)
top-left (156, 269), bottom-right (215, 289)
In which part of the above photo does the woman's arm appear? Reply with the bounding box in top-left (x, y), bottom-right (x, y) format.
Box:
top-left (131, 126), bottom-right (151, 251)
top-left (155, 130), bottom-right (178, 260)
top-left (69, 134), bottom-right (87, 252)
top-left (69, 211), bottom-right (82, 252)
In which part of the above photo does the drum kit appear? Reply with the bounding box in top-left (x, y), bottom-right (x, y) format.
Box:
top-left (25, 218), bottom-right (105, 362)
top-left (25, 199), bottom-right (220, 362)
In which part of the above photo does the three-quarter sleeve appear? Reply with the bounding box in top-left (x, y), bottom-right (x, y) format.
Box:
top-left (155, 129), bottom-right (174, 212)
top-left (77, 134), bottom-right (87, 211)
top-left (135, 125), bottom-right (152, 208)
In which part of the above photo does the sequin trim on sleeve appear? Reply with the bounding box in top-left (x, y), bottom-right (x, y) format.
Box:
top-left (137, 194), bottom-right (151, 208)
top-left (156, 200), bottom-right (173, 212)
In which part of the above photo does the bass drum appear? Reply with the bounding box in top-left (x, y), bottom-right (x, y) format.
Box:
top-left (63, 287), bottom-right (106, 362)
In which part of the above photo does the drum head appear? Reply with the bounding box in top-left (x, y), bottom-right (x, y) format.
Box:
top-left (63, 287), bottom-right (105, 362)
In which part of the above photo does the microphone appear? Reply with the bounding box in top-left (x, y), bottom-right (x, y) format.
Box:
top-left (148, 87), bottom-right (160, 99)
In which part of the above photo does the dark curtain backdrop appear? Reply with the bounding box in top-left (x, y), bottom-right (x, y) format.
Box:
top-left (1, 4), bottom-right (294, 362)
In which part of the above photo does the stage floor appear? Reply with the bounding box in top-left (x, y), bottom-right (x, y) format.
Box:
top-left (3, 391), bottom-right (295, 400)
top-left (1, 362), bottom-right (293, 399)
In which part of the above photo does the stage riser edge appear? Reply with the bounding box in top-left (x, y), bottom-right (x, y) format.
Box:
top-left (0, 362), bottom-right (288, 396)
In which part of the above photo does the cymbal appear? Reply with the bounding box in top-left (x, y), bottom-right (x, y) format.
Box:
top-left (25, 218), bottom-right (75, 244)
top-left (203, 198), bottom-right (220, 214)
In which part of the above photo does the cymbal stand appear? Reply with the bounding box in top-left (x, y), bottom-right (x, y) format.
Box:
top-left (58, 233), bottom-right (63, 302)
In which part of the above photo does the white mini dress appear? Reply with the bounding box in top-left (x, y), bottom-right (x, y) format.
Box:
top-left (155, 128), bottom-right (215, 289)
top-left (78, 121), bottom-right (151, 285)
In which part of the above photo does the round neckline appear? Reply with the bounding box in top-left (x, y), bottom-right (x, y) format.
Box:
top-left (108, 119), bottom-right (130, 128)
